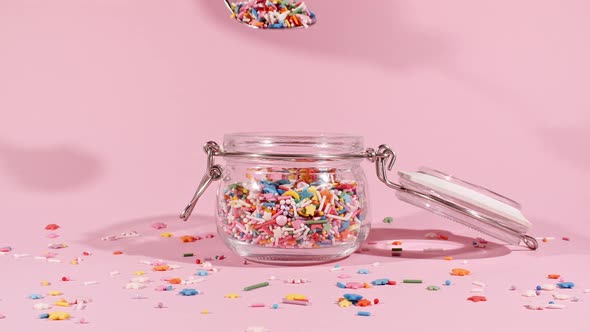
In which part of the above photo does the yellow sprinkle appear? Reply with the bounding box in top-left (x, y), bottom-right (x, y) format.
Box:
top-left (48, 290), bottom-right (62, 296)
top-left (48, 311), bottom-right (70, 320)
top-left (70, 259), bottom-right (78, 265)
top-left (283, 190), bottom-right (300, 201)
top-left (133, 271), bottom-right (146, 276)
top-left (201, 309), bottom-right (210, 314)
top-left (160, 232), bottom-right (174, 238)
top-left (54, 299), bottom-right (70, 307)
top-left (41, 280), bottom-right (51, 286)
top-left (285, 294), bottom-right (307, 301)
top-left (224, 293), bottom-right (239, 299)
top-left (338, 299), bottom-right (352, 307)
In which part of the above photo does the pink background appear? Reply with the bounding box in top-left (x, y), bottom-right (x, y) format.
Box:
top-left (1, 1), bottom-right (589, 331)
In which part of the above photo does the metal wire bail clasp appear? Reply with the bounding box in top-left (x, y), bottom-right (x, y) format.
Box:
top-left (367, 144), bottom-right (402, 191)
top-left (180, 141), bottom-right (224, 221)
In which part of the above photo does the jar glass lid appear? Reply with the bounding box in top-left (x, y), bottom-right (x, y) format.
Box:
top-left (395, 168), bottom-right (537, 249)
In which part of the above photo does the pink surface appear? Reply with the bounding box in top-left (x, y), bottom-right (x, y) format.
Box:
top-left (1, 0), bottom-right (589, 331)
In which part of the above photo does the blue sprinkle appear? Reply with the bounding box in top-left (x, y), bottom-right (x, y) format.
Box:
top-left (549, 301), bottom-right (555, 304)
top-left (445, 280), bottom-right (451, 286)
top-left (339, 220), bottom-right (350, 232)
top-left (179, 288), bottom-right (199, 296)
top-left (271, 304), bottom-right (279, 309)
top-left (536, 285), bottom-right (542, 291)
top-left (39, 313), bottom-right (50, 319)
top-left (357, 269), bottom-right (370, 274)
top-left (277, 180), bottom-right (290, 185)
top-left (277, 189), bottom-right (286, 195)
top-left (357, 311), bottom-right (371, 317)
top-left (196, 270), bottom-right (209, 276)
top-left (29, 293), bottom-right (43, 300)
top-left (371, 279), bottom-right (389, 286)
top-left (343, 294), bottom-right (363, 302)
top-left (556, 282), bottom-right (575, 289)
top-left (336, 282), bottom-right (347, 289)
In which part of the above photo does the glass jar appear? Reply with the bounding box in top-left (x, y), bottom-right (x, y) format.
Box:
top-left (181, 132), bottom-right (538, 265)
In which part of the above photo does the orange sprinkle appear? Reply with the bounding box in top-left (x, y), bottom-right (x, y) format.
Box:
top-left (180, 235), bottom-right (197, 243)
top-left (548, 274), bottom-right (560, 279)
top-left (153, 265), bottom-right (170, 272)
top-left (439, 234), bottom-right (449, 240)
top-left (169, 278), bottom-right (182, 284)
top-left (391, 241), bottom-right (402, 245)
top-left (112, 251), bottom-right (123, 255)
top-left (357, 299), bottom-right (372, 307)
top-left (451, 268), bottom-right (470, 276)
top-left (443, 256), bottom-right (453, 261)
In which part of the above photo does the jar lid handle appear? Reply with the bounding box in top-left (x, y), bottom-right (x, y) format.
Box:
top-left (179, 142), bottom-right (223, 221)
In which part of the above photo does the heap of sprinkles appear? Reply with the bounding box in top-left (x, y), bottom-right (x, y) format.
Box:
top-left (228, 0), bottom-right (316, 29)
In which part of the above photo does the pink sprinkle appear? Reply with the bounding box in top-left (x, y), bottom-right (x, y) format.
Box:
top-left (367, 241), bottom-right (378, 245)
top-left (562, 237), bottom-right (570, 241)
top-left (250, 303), bottom-right (266, 308)
top-left (151, 222), bottom-right (167, 230)
top-left (46, 233), bottom-right (59, 238)
top-left (337, 274), bottom-right (351, 279)
top-left (0, 313), bottom-right (5, 319)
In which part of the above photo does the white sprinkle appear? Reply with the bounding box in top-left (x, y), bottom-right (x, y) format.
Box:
top-left (130, 277), bottom-right (150, 283)
top-left (182, 277), bottom-right (205, 285)
top-left (125, 282), bottom-right (145, 290)
top-left (47, 258), bottom-right (61, 263)
top-left (34, 256), bottom-right (48, 260)
top-left (522, 290), bottom-right (537, 297)
top-left (462, 260), bottom-right (469, 265)
top-left (553, 293), bottom-right (570, 300)
top-left (546, 303), bottom-right (566, 309)
top-left (269, 276), bottom-right (277, 280)
top-left (75, 303), bottom-right (87, 310)
top-left (14, 253), bottom-right (31, 258)
top-left (33, 303), bottom-right (52, 310)
top-left (330, 267), bottom-right (343, 272)
top-left (110, 270), bottom-right (120, 276)
top-left (524, 304), bottom-right (544, 310)
top-left (372, 262), bottom-right (381, 267)
top-left (541, 284), bottom-right (556, 291)
top-left (83, 281), bottom-right (98, 286)
top-left (583, 289), bottom-right (590, 293)
top-left (470, 288), bottom-right (485, 292)
top-left (472, 281), bottom-right (486, 287)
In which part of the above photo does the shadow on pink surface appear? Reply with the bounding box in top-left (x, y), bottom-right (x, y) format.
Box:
top-left (78, 213), bottom-right (523, 269)
top-left (196, 0), bottom-right (449, 70)
top-left (0, 139), bottom-right (103, 191)
top-left (357, 227), bottom-right (511, 260)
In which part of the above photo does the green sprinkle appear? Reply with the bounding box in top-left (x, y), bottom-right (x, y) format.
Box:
top-left (426, 285), bottom-right (440, 291)
top-left (383, 217), bottom-right (393, 223)
top-left (391, 248), bottom-right (403, 252)
top-left (183, 253), bottom-right (194, 257)
top-left (243, 282), bottom-right (270, 291)
top-left (305, 220), bottom-right (328, 225)
top-left (403, 279), bottom-right (423, 284)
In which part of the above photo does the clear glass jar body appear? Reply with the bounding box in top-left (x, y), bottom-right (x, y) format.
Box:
top-left (215, 133), bottom-right (370, 264)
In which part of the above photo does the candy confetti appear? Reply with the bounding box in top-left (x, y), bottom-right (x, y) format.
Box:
top-left (229, 0), bottom-right (316, 29)
top-left (219, 168), bottom-right (366, 250)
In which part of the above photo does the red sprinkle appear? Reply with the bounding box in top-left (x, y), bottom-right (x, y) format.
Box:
top-left (45, 224), bottom-right (60, 230)
top-left (373, 298), bottom-right (380, 304)
top-left (195, 259), bottom-right (201, 264)
top-left (61, 277), bottom-right (70, 281)
top-left (112, 251), bottom-right (123, 255)
top-left (467, 296), bottom-right (487, 302)
top-left (387, 280), bottom-right (397, 285)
